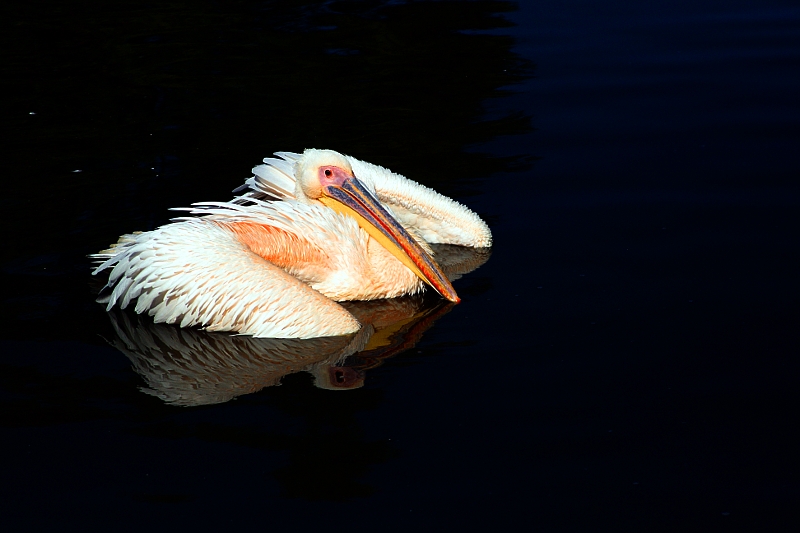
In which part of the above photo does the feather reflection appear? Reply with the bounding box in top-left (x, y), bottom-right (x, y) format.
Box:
top-left (107, 245), bottom-right (489, 406)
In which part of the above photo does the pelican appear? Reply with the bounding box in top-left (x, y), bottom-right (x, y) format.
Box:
top-left (92, 149), bottom-right (492, 339)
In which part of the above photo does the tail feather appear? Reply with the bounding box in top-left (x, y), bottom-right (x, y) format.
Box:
top-left (251, 162), bottom-right (296, 199)
top-left (232, 151), bottom-right (300, 203)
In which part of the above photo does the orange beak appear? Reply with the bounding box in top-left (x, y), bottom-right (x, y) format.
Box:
top-left (318, 174), bottom-right (460, 303)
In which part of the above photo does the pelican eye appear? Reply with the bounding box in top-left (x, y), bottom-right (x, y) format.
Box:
top-left (324, 169), bottom-right (333, 178)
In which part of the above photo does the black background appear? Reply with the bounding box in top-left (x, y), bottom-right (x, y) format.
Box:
top-left (1, 0), bottom-right (798, 531)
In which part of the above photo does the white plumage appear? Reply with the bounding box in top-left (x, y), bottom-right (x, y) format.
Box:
top-left (243, 152), bottom-right (492, 247)
top-left (93, 149), bottom-right (491, 339)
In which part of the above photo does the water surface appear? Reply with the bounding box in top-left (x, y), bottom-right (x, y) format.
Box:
top-left (1, 0), bottom-right (798, 530)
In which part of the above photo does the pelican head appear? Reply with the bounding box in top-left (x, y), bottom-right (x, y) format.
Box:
top-left (293, 149), bottom-right (460, 303)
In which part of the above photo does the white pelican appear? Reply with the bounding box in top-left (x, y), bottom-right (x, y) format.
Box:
top-left (93, 149), bottom-right (492, 339)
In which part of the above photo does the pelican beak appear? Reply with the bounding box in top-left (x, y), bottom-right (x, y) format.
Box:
top-left (319, 175), bottom-right (460, 303)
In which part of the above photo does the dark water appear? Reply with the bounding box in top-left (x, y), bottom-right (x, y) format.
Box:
top-left (2, 0), bottom-right (798, 530)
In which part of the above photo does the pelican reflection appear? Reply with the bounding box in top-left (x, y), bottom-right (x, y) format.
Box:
top-left (106, 241), bottom-right (489, 407)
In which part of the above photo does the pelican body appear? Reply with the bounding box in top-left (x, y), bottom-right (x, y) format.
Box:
top-left (93, 149), bottom-right (492, 339)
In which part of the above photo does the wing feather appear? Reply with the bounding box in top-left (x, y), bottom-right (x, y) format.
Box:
top-left (92, 218), bottom-right (360, 339)
top-left (346, 156), bottom-right (492, 247)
